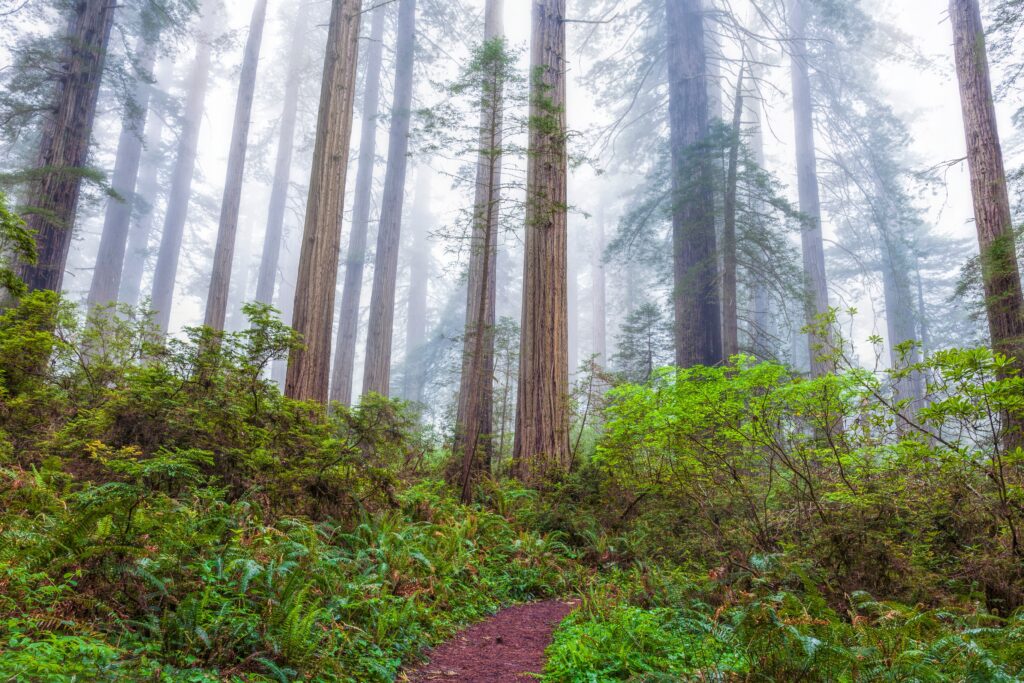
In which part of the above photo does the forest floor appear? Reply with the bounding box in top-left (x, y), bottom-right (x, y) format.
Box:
top-left (402, 599), bottom-right (578, 682)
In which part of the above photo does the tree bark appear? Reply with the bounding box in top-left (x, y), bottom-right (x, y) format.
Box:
top-left (591, 205), bottom-right (607, 364)
top-left (19, 0), bottom-right (116, 294)
top-left (746, 64), bottom-right (772, 357)
top-left (789, 0), bottom-right (832, 377)
top-left (87, 37), bottom-right (157, 311)
top-left (120, 60), bottom-right (172, 308)
top-left (879, 230), bottom-right (923, 406)
top-left (150, 14), bottom-right (215, 333)
top-left (329, 2), bottom-right (386, 405)
top-left (254, 3), bottom-right (310, 310)
top-left (722, 68), bottom-right (744, 359)
top-left (568, 230), bottom-right (579, 373)
top-left (402, 167), bottom-right (432, 403)
top-left (285, 0), bottom-right (363, 403)
top-left (949, 0), bottom-right (1024, 370)
top-left (512, 0), bottom-right (570, 486)
top-left (361, 0), bottom-right (417, 398)
top-left (204, 0), bottom-right (268, 330)
top-left (667, 0), bottom-right (722, 367)
top-left (454, 0), bottom-right (505, 500)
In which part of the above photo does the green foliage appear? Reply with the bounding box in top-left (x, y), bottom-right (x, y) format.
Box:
top-left (545, 564), bottom-right (1024, 682)
top-left (0, 297), bottom-right (580, 681)
top-left (0, 192), bottom-right (35, 297)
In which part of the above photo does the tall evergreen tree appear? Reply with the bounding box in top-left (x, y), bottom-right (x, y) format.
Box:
top-left (329, 2), bottom-right (386, 405)
top-left (285, 0), bottom-right (363, 402)
top-left (204, 0), bottom-right (268, 331)
top-left (362, 0), bottom-right (417, 398)
top-left (513, 0), bottom-right (570, 486)
top-left (18, 0), bottom-right (116, 294)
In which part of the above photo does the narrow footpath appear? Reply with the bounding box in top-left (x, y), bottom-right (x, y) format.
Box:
top-left (403, 599), bottom-right (577, 682)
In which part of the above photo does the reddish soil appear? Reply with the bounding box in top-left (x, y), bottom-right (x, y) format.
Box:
top-left (402, 599), bottom-right (577, 682)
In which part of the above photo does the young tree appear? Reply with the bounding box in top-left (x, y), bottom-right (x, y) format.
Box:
top-left (204, 0), bottom-right (268, 331)
top-left (361, 0), bottom-right (417, 398)
top-left (513, 0), bottom-right (570, 485)
top-left (788, 0), bottom-right (832, 377)
top-left (150, 9), bottom-right (216, 333)
top-left (453, 0), bottom-right (507, 500)
top-left (613, 301), bottom-right (672, 382)
top-left (329, 2), bottom-right (386, 405)
top-left (17, 0), bottom-right (117, 294)
top-left (285, 0), bottom-right (363, 402)
top-left (254, 3), bottom-right (310, 311)
top-left (667, 0), bottom-right (721, 368)
top-left (86, 38), bottom-right (158, 311)
top-left (949, 0), bottom-right (1024, 372)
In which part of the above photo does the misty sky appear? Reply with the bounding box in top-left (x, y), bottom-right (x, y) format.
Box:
top-left (6, 0), bottom-right (1021, 363)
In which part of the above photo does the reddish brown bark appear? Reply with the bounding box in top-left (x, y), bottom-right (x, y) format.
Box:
top-left (949, 0), bottom-right (1024, 368)
top-left (454, 0), bottom-right (505, 500)
top-left (512, 0), bottom-right (570, 486)
top-left (285, 0), bottom-right (363, 403)
top-left (20, 0), bottom-right (116, 294)
top-left (329, 2), bottom-right (386, 405)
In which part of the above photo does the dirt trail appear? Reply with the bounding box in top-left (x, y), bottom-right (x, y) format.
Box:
top-left (402, 599), bottom-right (577, 682)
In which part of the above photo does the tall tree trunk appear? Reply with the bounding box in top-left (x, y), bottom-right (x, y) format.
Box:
top-left (150, 15), bottom-right (215, 333)
top-left (120, 60), bottom-right (172, 308)
top-left (255, 3), bottom-right (310, 309)
top-left (284, 0), bottom-right (363, 403)
top-left (402, 167), bottom-right (432, 403)
top-left (949, 0), bottom-right (1024, 371)
top-left (512, 0), bottom-right (570, 485)
top-left (361, 0), bottom-right (417, 398)
top-left (788, 0), bottom-right (831, 377)
top-left (722, 67), bottom-right (744, 359)
top-left (87, 37), bottom-right (157, 311)
top-left (746, 65), bottom-right (772, 357)
top-left (329, 2), bottom-right (386, 404)
top-left (592, 206), bottom-right (607, 364)
top-left (454, 0), bottom-right (505, 500)
top-left (568, 230), bottom-right (579, 372)
top-left (879, 231), bottom-right (923, 407)
top-left (204, 0), bottom-right (268, 330)
top-left (667, 0), bottom-right (721, 367)
top-left (19, 0), bottom-right (116, 294)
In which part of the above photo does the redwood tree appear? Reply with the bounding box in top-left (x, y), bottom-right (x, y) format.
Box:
top-left (86, 37), bottom-right (157, 311)
top-left (149, 12), bottom-right (215, 333)
top-left (666, 0), bottom-right (721, 368)
top-left (512, 0), bottom-right (570, 486)
top-left (454, 0), bottom-right (505, 500)
top-left (254, 3), bottom-right (310, 309)
top-left (361, 0), bottom-right (417, 398)
top-left (285, 0), bottom-right (363, 403)
top-left (789, 0), bottom-right (832, 376)
top-left (204, 0), bottom-right (268, 331)
top-left (19, 0), bottom-right (116, 294)
top-left (949, 0), bottom-right (1024, 369)
top-left (329, 2), bottom-right (386, 405)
